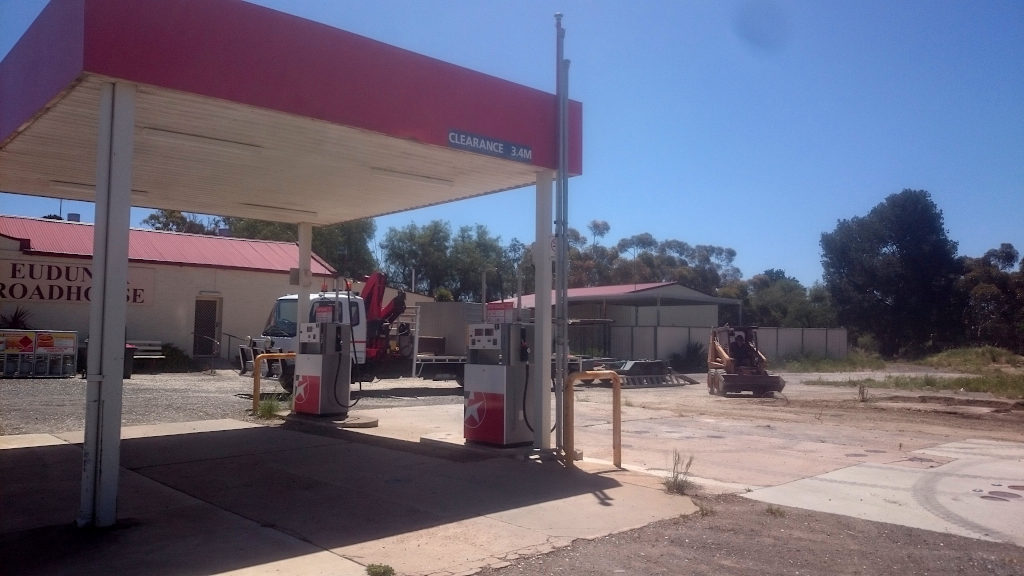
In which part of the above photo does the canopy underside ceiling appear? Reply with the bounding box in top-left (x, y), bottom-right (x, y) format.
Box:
top-left (1, 75), bottom-right (545, 225)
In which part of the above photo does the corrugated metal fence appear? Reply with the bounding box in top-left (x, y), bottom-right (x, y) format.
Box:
top-left (609, 326), bottom-right (848, 362)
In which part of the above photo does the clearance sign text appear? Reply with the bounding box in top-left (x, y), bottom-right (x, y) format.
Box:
top-left (0, 260), bottom-right (154, 305)
top-left (448, 130), bottom-right (532, 163)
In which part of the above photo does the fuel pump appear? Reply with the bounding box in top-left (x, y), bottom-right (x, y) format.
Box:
top-left (292, 321), bottom-right (352, 417)
top-left (463, 323), bottom-right (535, 447)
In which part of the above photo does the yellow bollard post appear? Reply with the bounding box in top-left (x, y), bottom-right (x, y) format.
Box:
top-left (611, 372), bottom-right (621, 469)
top-left (251, 352), bottom-right (296, 413)
top-left (564, 370), bottom-right (622, 469)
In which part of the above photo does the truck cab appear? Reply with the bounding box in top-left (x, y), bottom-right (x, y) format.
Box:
top-left (261, 292), bottom-right (368, 390)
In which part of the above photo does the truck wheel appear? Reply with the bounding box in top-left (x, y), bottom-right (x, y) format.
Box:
top-left (279, 365), bottom-right (294, 394)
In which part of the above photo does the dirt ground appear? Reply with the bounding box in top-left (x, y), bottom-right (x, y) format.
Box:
top-left (474, 493), bottom-right (1024, 576)
top-left (477, 371), bottom-right (1024, 576)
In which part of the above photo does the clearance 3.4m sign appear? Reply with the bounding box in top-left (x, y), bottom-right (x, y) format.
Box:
top-left (448, 130), bottom-right (532, 162)
top-left (0, 260), bottom-right (154, 305)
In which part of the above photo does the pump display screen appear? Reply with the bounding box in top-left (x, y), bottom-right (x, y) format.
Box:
top-left (467, 323), bottom-right (501, 350)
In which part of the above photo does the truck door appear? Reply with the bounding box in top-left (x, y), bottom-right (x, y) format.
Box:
top-left (348, 299), bottom-right (366, 364)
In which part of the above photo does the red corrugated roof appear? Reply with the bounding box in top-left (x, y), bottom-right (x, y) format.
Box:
top-left (0, 215), bottom-right (334, 275)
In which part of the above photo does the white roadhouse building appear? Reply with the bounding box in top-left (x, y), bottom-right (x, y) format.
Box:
top-left (0, 214), bottom-right (340, 362)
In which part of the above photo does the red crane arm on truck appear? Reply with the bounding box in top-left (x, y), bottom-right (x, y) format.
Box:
top-left (361, 272), bottom-right (406, 362)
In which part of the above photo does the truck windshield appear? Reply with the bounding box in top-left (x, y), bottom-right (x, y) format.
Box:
top-left (308, 299), bottom-right (361, 327)
top-left (262, 297), bottom-right (361, 339)
top-left (263, 300), bottom-right (298, 337)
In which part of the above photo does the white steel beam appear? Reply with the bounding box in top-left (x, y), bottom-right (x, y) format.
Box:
top-left (78, 82), bottom-right (135, 528)
top-left (296, 222), bottom-right (313, 326)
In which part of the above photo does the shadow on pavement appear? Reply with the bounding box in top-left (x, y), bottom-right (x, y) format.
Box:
top-left (1, 422), bottom-right (621, 575)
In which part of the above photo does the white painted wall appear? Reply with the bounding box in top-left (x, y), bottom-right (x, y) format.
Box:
top-left (132, 263), bottom-right (295, 355)
top-left (0, 247), bottom-right (301, 359)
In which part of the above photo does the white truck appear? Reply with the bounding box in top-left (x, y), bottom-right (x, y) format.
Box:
top-left (251, 272), bottom-right (477, 391)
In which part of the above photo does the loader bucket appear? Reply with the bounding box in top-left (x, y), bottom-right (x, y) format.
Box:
top-left (720, 373), bottom-right (785, 397)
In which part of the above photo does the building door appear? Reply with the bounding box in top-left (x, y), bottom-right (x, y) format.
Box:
top-left (193, 298), bottom-right (221, 357)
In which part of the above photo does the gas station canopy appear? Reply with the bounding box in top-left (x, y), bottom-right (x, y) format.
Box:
top-left (1, 0), bottom-right (582, 528)
top-left (0, 0), bottom-right (582, 225)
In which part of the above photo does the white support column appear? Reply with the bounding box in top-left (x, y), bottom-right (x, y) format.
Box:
top-left (532, 170), bottom-right (554, 449)
top-left (297, 222), bottom-right (313, 322)
top-left (78, 82), bottom-right (135, 528)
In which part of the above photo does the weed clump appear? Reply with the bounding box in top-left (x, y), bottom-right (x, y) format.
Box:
top-left (255, 396), bottom-right (281, 419)
top-left (367, 564), bottom-right (396, 576)
top-left (664, 450), bottom-right (695, 495)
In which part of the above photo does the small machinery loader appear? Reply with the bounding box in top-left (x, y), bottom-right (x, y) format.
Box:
top-left (707, 326), bottom-right (785, 397)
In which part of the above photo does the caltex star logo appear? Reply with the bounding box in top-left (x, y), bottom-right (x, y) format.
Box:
top-left (464, 391), bottom-right (487, 429)
top-left (294, 375), bottom-right (311, 404)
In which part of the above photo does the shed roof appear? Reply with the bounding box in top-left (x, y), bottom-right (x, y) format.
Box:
top-left (0, 215), bottom-right (334, 275)
top-left (498, 282), bottom-right (741, 308)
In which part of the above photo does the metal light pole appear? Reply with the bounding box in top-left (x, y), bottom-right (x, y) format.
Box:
top-left (554, 13), bottom-right (570, 450)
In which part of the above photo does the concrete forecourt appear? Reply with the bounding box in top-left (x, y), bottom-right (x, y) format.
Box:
top-left (2, 368), bottom-right (1022, 574)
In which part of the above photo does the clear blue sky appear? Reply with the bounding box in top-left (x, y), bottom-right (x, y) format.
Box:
top-left (2, 0), bottom-right (1022, 288)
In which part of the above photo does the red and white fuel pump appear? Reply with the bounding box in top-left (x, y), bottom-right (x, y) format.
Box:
top-left (463, 323), bottom-right (537, 447)
top-left (292, 321), bottom-right (352, 417)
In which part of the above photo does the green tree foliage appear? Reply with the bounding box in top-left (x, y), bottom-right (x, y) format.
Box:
top-left (142, 210), bottom-right (220, 234)
top-left (615, 233), bottom-right (658, 263)
top-left (957, 243), bottom-right (1023, 352)
top-left (585, 244), bottom-right (618, 286)
top-left (449, 224), bottom-right (509, 302)
top-left (744, 269), bottom-right (837, 327)
top-left (218, 217), bottom-right (377, 278)
top-left (805, 283), bottom-right (838, 328)
top-left (676, 245), bottom-right (741, 293)
top-left (220, 217), bottom-right (293, 241)
top-left (312, 220), bottom-right (377, 278)
top-left (379, 221), bottom-right (453, 296)
top-left (505, 238), bottom-right (533, 297)
top-left (716, 279), bottom-right (748, 326)
top-left (820, 189), bottom-right (961, 356)
top-left (601, 235), bottom-right (739, 294)
top-left (379, 220), bottom-right (520, 302)
top-left (378, 221), bottom-right (746, 302)
top-left (587, 219), bottom-right (610, 246)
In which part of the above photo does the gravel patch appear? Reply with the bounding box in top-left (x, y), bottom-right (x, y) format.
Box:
top-left (0, 370), bottom-right (464, 436)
